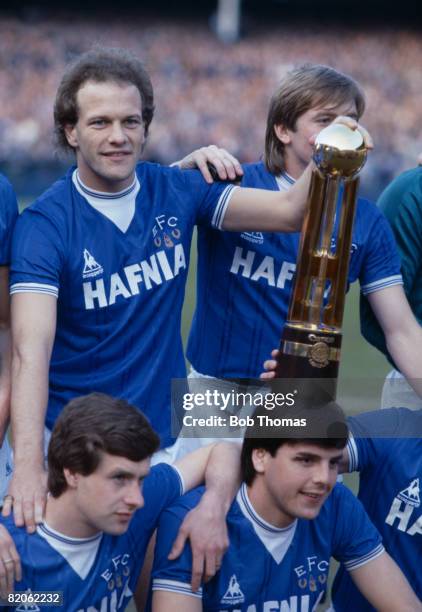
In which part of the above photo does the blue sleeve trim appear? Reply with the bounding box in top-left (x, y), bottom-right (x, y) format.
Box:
top-left (152, 579), bottom-right (203, 599)
top-left (346, 434), bottom-right (359, 472)
top-left (361, 275), bottom-right (403, 296)
top-left (344, 544), bottom-right (385, 571)
top-left (10, 282), bottom-right (59, 298)
top-left (212, 185), bottom-right (238, 229)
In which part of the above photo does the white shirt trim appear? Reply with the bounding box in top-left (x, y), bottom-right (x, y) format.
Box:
top-left (211, 185), bottom-right (239, 230)
top-left (37, 521), bottom-right (103, 580)
top-left (10, 282), bottom-right (58, 298)
top-left (361, 274), bottom-right (403, 295)
top-left (72, 169), bottom-right (140, 233)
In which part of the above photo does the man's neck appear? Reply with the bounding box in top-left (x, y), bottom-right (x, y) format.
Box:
top-left (284, 159), bottom-right (307, 181)
top-left (44, 494), bottom-right (101, 539)
top-left (247, 481), bottom-right (295, 529)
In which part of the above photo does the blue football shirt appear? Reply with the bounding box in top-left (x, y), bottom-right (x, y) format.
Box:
top-left (0, 173), bottom-right (18, 265)
top-left (10, 164), bottom-right (235, 447)
top-left (187, 162), bottom-right (403, 378)
top-left (152, 482), bottom-right (383, 610)
top-left (0, 463), bottom-right (183, 611)
top-left (332, 408), bottom-right (422, 611)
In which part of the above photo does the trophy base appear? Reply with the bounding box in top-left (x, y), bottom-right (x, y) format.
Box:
top-left (273, 324), bottom-right (342, 401)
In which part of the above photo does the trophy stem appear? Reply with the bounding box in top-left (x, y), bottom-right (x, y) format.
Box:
top-left (274, 125), bottom-right (366, 403)
top-left (308, 175), bottom-right (339, 325)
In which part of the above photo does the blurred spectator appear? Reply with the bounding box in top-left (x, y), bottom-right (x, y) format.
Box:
top-left (0, 15), bottom-right (420, 199)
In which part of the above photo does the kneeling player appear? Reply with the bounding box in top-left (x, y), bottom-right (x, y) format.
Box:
top-left (332, 406), bottom-right (422, 610)
top-left (0, 393), bottom-right (240, 610)
top-left (151, 404), bottom-right (421, 611)
top-left (261, 350), bottom-right (422, 608)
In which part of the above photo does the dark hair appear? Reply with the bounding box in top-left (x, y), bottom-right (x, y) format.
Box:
top-left (241, 401), bottom-right (348, 485)
top-left (54, 46), bottom-right (155, 151)
top-left (48, 392), bottom-right (160, 497)
top-left (264, 63), bottom-right (366, 175)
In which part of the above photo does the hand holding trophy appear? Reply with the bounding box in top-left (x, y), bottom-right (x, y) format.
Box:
top-left (274, 120), bottom-right (368, 401)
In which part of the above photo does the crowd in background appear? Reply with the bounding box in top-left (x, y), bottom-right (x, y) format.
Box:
top-left (0, 14), bottom-right (421, 199)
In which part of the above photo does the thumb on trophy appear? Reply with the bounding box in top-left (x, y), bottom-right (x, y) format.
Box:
top-left (309, 117), bottom-right (374, 151)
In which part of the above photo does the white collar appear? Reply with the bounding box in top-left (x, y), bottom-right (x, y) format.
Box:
top-left (73, 169), bottom-right (139, 200)
top-left (236, 484), bottom-right (297, 564)
top-left (37, 521), bottom-right (103, 579)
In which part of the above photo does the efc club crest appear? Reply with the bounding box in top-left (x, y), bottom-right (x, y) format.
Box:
top-left (152, 214), bottom-right (181, 248)
top-left (294, 556), bottom-right (329, 591)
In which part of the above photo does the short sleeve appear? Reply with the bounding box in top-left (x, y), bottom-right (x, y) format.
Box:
top-left (152, 488), bottom-right (204, 599)
top-left (347, 409), bottom-right (401, 472)
top-left (359, 210), bottom-right (402, 296)
top-left (358, 209), bottom-right (403, 363)
top-left (10, 207), bottom-right (66, 298)
top-left (179, 169), bottom-right (238, 230)
top-left (331, 485), bottom-right (384, 571)
top-left (130, 464), bottom-right (184, 537)
top-left (0, 176), bottom-right (19, 265)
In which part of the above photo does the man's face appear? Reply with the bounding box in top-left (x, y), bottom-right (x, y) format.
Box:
top-left (72, 453), bottom-right (150, 536)
top-left (275, 101), bottom-right (359, 178)
top-left (252, 442), bottom-right (342, 526)
top-left (65, 80), bottom-right (145, 192)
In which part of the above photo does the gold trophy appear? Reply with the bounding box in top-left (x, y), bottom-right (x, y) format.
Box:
top-left (274, 124), bottom-right (367, 400)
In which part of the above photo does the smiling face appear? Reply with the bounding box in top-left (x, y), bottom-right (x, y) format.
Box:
top-left (65, 80), bottom-right (145, 192)
top-left (274, 101), bottom-right (359, 179)
top-left (248, 442), bottom-right (343, 527)
top-left (68, 452), bottom-right (151, 536)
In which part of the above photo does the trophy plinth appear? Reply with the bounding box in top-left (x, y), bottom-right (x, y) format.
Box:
top-left (275, 124), bottom-right (367, 400)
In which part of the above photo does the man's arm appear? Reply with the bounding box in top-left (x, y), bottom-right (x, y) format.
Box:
top-left (0, 267), bottom-right (11, 444)
top-left (173, 143), bottom-right (313, 232)
top-left (2, 293), bottom-right (57, 532)
top-left (222, 163), bottom-right (313, 233)
top-left (173, 442), bottom-right (241, 590)
top-left (172, 142), bottom-right (310, 232)
top-left (172, 145), bottom-right (314, 232)
top-left (351, 551), bottom-right (422, 611)
top-left (367, 285), bottom-right (422, 397)
top-left (175, 441), bottom-right (241, 503)
top-left (153, 590), bottom-right (200, 612)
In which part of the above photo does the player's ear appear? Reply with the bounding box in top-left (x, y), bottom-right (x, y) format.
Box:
top-left (251, 448), bottom-right (269, 475)
top-left (63, 468), bottom-right (80, 489)
top-left (64, 124), bottom-right (78, 148)
top-left (274, 123), bottom-right (291, 145)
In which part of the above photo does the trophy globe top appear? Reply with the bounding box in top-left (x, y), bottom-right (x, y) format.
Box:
top-left (313, 124), bottom-right (367, 177)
